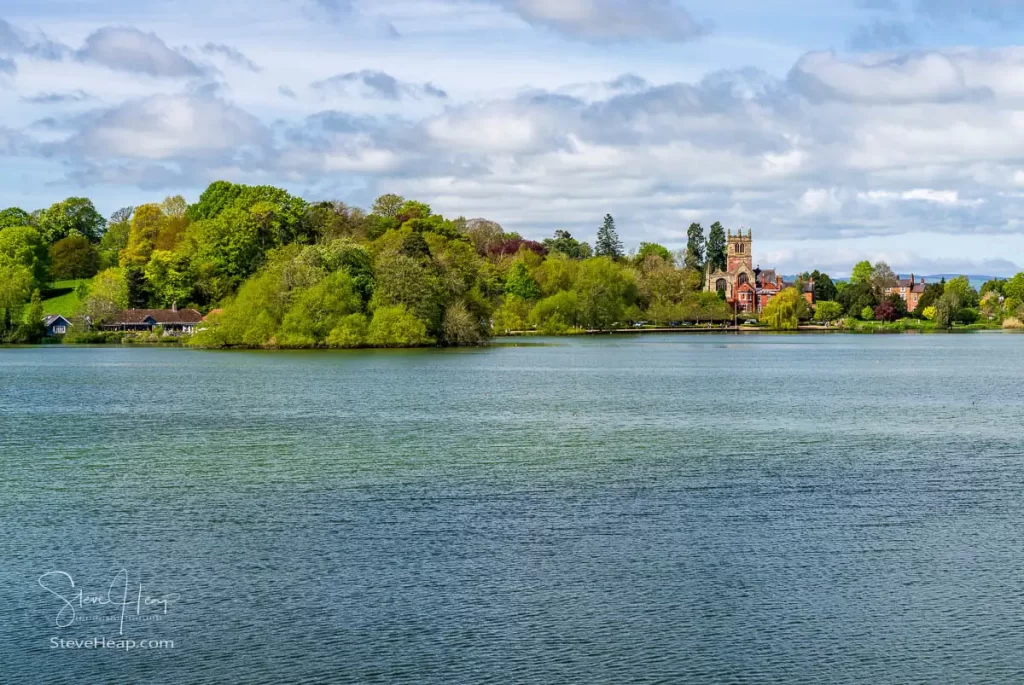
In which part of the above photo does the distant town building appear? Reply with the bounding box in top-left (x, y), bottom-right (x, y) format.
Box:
top-left (705, 230), bottom-right (806, 314)
top-left (101, 305), bottom-right (203, 335)
top-left (886, 275), bottom-right (926, 311)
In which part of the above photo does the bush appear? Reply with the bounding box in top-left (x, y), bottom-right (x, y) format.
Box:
top-left (954, 307), bottom-right (979, 325)
top-left (860, 306), bottom-right (875, 321)
top-left (326, 314), bottom-right (369, 348)
top-left (922, 306), bottom-right (937, 321)
top-left (1002, 317), bottom-right (1024, 330)
top-left (367, 305), bottom-right (433, 347)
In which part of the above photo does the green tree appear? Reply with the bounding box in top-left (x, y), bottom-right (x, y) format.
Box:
top-left (22, 289), bottom-right (46, 342)
top-left (944, 275), bottom-right (979, 308)
top-left (0, 207), bottom-right (32, 229)
top-left (809, 271), bottom-right (837, 302)
top-left (371, 194), bottom-right (405, 218)
top-left (850, 260), bottom-right (873, 285)
top-left (504, 261), bottom-right (541, 300)
top-left (37, 197), bottom-right (106, 244)
top-left (326, 314), bottom-right (369, 348)
top-left (99, 208), bottom-right (133, 269)
top-left (684, 223), bottom-right (704, 270)
top-left (595, 214), bottom-right (623, 259)
top-left (763, 288), bottom-right (804, 330)
top-left (1004, 273), bottom-right (1024, 302)
top-left (913, 282), bottom-right (944, 316)
top-left (120, 204), bottom-right (166, 267)
top-left (636, 242), bottom-right (674, 266)
top-left (529, 290), bottom-right (579, 334)
top-left (544, 230), bottom-right (592, 260)
top-left (814, 300), bottom-right (843, 322)
top-left (161, 195), bottom-right (188, 218)
top-left (278, 270), bottom-right (363, 347)
top-left (367, 305), bottom-right (432, 347)
top-left (84, 268), bottom-right (129, 325)
top-left (861, 306), bottom-right (875, 321)
top-left (0, 225), bottom-right (49, 287)
top-left (705, 222), bottom-right (727, 272)
top-left (50, 235), bottom-right (99, 280)
top-left (574, 257), bottom-right (636, 330)
top-left (442, 300), bottom-right (484, 346)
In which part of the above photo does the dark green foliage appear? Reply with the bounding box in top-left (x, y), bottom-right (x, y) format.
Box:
top-left (37, 198), bottom-right (106, 244)
top-left (809, 270), bottom-right (837, 302)
top-left (685, 223), bottom-right (704, 270)
top-left (706, 222), bottom-right (727, 272)
top-left (838, 281), bottom-right (878, 317)
top-left (595, 214), bottom-right (623, 259)
top-left (544, 230), bottom-right (592, 260)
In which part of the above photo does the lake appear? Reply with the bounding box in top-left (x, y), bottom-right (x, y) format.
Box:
top-left (3, 334), bottom-right (1024, 683)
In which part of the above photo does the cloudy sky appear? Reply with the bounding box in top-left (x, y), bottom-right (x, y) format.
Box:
top-left (3, 0), bottom-right (1024, 275)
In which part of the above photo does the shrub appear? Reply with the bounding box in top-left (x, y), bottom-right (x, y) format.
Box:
top-left (860, 306), bottom-right (875, 321)
top-left (327, 314), bottom-right (369, 348)
top-left (1002, 317), bottom-right (1024, 330)
top-left (367, 305), bottom-right (433, 347)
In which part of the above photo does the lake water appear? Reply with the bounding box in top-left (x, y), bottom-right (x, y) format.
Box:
top-left (3, 334), bottom-right (1024, 683)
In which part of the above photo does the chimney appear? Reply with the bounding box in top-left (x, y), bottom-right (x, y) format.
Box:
top-left (910, 273), bottom-right (914, 285)
top-left (172, 301), bottom-right (177, 313)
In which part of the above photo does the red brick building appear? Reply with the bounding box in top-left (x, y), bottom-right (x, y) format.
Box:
top-left (705, 230), bottom-right (807, 314)
top-left (885, 275), bottom-right (926, 311)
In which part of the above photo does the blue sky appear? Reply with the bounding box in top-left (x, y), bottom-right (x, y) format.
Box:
top-left (3, 0), bottom-right (1024, 275)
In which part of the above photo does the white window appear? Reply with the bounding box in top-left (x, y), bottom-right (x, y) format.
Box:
top-left (54, 325), bottom-right (65, 334)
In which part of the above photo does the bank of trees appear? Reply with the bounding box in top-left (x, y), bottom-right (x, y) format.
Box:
top-left (0, 185), bottom-right (744, 347)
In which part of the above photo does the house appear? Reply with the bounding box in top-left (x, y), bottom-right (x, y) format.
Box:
top-left (101, 305), bottom-right (203, 335)
top-left (43, 315), bottom-right (72, 337)
top-left (886, 275), bottom-right (927, 311)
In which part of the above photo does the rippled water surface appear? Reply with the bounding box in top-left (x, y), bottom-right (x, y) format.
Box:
top-left (3, 334), bottom-right (1024, 683)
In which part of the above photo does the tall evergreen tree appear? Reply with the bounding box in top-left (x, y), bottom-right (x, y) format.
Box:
top-left (706, 222), bottom-right (727, 272)
top-left (595, 214), bottom-right (623, 259)
top-left (685, 222), bottom-right (705, 270)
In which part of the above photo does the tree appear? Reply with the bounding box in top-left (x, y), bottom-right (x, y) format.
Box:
top-left (0, 225), bottom-right (49, 287)
top-left (574, 257), bottom-right (636, 329)
top-left (850, 260), bottom-right (873, 285)
top-left (0, 263), bottom-right (33, 336)
top-left (50, 235), bottom-right (100, 280)
top-left (22, 289), bottom-right (46, 342)
top-left (37, 197), bottom-right (106, 244)
top-left (869, 262), bottom-right (898, 298)
top-left (543, 230), bottom-right (592, 260)
top-left (595, 214), bottom-right (623, 259)
top-left (1004, 273), bottom-right (1024, 303)
top-left (934, 290), bottom-right (961, 328)
top-left (0, 207), bottom-right (32, 229)
top-left (100, 209), bottom-right (133, 269)
top-left (814, 300), bottom-right (843, 322)
top-left (874, 300), bottom-right (898, 322)
top-left (981, 278), bottom-right (1005, 297)
top-left (861, 306), bottom-right (875, 321)
top-left (809, 271), bottom-right (837, 302)
top-left (161, 195), bottom-right (188, 218)
top-left (504, 261), bottom-right (541, 300)
top-left (706, 222), bottom-right (727, 272)
top-left (944, 276), bottom-right (979, 308)
top-left (838, 281), bottom-right (877, 317)
top-left (636, 242), bottom-right (674, 266)
top-left (684, 223), bottom-right (704, 270)
top-left (84, 268), bottom-right (129, 325)
top-left (120, 204), bottom-right (166, 267)
top-left (371, 194), bottom-right (406, 218)
top-left (762, 288), bottom-right (804, 330)
top-left (367, 305), bottom-right (432, 347)
top-left (914, 282), bottom-right (944, 316)
top-left (442, 300), bottom-right (484, 346)
top-left (922, 306), bottom-right (937, 321)
top-left (529, 290), bottom-right (579, 334)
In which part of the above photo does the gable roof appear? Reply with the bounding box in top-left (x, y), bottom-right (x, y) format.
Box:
top-left (112, 309), bottom-right (204, 325)
top-left (43, 315), bottom-right (72, 327)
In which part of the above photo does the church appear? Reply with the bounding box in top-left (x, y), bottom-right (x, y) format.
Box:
top-left (704, 229), bottom-right (796, 314)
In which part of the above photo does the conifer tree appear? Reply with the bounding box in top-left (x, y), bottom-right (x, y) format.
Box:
top-left (706, 221), bottom-right (727, 272)
top-left (685, 222), bottom-right (705, 270)
top-left (595, 214), bottom-right (623, 259)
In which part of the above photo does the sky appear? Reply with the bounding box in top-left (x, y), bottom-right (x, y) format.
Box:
top-left (3, 0), bottom-right (1024, 276)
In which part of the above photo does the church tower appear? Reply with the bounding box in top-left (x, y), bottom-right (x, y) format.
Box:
top-left (727, 229), bottom-right (753, 273)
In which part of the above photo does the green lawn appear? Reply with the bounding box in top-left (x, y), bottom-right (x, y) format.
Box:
top-left (39, 279), bottom-right (89, 319)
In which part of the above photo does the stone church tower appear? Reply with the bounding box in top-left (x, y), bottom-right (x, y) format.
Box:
top-left (727, 229), bottom-right (753, 273)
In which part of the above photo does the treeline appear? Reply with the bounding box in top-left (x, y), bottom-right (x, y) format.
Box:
top-left (0, 184), bottom-right (736, 347)
top-left (4, 185), bottom-right (1023, 345)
